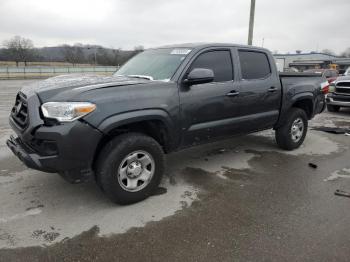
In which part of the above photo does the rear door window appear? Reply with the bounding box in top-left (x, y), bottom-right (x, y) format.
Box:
top-left (238, 50), bottom-right (271, 80)
top-left (189, 50), bottom-right (233, 82)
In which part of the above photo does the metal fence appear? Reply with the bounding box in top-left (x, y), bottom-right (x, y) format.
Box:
top-left (0, 66), bottom-right (118, 79)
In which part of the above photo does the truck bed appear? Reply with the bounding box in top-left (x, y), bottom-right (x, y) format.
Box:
top-left (279, 72), bottom-right (322, 78)
top-left (278, 72), bottom-right (326, 121)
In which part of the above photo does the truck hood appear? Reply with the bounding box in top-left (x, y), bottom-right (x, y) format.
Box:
top-left (334, 75), bottom-right (350, 83)
top-left (21, 74), bottom-right (149, 102)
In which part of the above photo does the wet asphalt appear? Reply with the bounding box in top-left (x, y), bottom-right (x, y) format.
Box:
top-left (0, 80), bottom-right (350, 262)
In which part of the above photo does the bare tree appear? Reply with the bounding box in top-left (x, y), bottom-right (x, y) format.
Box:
top-left (134, 45), bottom-right (144, 52)
top-left (128, 45), bottom-right (144, 60)
top-left (95, 48), bottom-right (111, 65)
top-left (61, 44), bottom-right (85, 66)
top-left (3, 35), bottom-right (34, 66)
top-left (112, 48), bottom-right (122, 66)
top-left (321, 49), bottom-right (336, 56)
top-left (340, 48), bottom-right (350, 58)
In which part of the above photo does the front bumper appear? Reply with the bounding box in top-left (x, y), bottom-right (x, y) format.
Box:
top-left (7, 135), bottom-right (54, 172)
top-left (326, 94), bottom-right (350, 107)
top-left (7, 120), bottom-right (103, 182)
top-left (7, 91), bottom-right (103, 183)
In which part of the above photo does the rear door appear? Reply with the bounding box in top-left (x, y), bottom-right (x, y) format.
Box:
top-left (235, 49), bottom-right (282, 132)
top-left (179, 48), bottom-right (241, 146)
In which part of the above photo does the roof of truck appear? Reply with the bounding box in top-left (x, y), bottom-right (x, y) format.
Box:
top-left (154, 43), bottom-right (268, 52)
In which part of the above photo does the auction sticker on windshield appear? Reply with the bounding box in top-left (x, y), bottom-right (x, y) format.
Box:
top-left (170, 49), bottom-right (192, 55)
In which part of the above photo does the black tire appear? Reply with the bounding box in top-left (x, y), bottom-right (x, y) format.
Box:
top-left (275, 108), bottom-right (308, 150)
top-left (96, 133), bottom-right (165, 205)
top-left (327, 104), bottom-right (340, 112)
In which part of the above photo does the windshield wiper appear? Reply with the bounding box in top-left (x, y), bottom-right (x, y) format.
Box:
top-left (127, 75), bottom-right (154, 81)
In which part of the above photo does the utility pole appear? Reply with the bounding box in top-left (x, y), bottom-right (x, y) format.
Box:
top-left (248, 0), bottom-right (256, 45)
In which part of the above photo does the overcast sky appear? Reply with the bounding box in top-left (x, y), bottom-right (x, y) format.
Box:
top-left (0, 0), bottom-right (349, 54)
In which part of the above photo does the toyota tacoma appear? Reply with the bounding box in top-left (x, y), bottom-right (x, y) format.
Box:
top-left (7, 43), bottom-right (328, 204)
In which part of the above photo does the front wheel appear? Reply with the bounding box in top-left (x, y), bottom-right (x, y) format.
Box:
top-left (96, 133), bottom-right (165, 205)
top-left (275, 108), bottom-right (308, 150)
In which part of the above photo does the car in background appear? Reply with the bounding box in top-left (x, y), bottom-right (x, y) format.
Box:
top-left (305, 69), bottom-right (339, 83)
top-left (326, 76), bottom-right (350, 112)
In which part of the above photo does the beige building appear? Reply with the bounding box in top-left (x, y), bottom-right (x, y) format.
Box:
top-left (274, 52), bottom-right (350, 73)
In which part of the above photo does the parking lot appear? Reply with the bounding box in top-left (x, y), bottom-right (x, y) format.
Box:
top-left (0, 80), bottom-right (350, 261)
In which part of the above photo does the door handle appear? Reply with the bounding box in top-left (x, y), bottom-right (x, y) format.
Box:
top-left (268, 86), bottom-right (277, 92)
top-left (226, 90), bottom-right (240, 97)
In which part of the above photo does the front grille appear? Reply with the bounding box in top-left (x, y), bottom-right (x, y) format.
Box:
top-left (336, 82), bottom-right (350, 87)
top-left (335, 87), bottom-right (350, 95)
top-left (11, 92), bottom-right (29, 129)
top-left (335, 82), bottom-right (350, 95)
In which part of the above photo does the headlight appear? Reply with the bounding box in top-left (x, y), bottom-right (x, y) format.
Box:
top-left (329, 83), bottom-right (335, 93)
top-left (41, 102), bottom-right (96, 122)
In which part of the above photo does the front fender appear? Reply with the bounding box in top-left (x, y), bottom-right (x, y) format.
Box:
top-left (97, 109), bottom-right (175, 134)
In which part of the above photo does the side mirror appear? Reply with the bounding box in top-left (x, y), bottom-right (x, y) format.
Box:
top-left (184, 68), bottom-right (214, 85)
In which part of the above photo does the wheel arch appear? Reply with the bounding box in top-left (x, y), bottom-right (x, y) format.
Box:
top-left (291, 95), bottom-right (314, 119)
top-left (275, 92), bottom-right (315, 129)
top-left (92, 109), bottom-right (177, 172)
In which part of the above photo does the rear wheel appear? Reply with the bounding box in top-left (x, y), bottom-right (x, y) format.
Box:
top-left (327, 104), bottom-right (340, 112)
top-left (96, 133), bottom-right (165, 205)
top-left (275, 108), bottom-right (308, 150)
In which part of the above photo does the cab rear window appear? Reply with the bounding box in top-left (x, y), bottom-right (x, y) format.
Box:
top-left (238, 51), bottom-right (271, 80)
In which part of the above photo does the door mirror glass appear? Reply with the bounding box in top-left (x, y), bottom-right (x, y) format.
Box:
top-left (184, 68), bottom-right (214, 85)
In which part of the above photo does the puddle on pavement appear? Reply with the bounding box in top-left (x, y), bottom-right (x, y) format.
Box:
top-left (0, 168), bottom-right (199, 248)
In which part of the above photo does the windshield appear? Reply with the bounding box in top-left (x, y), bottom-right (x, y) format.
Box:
top-left (114, 48), bottom-right (192, 81)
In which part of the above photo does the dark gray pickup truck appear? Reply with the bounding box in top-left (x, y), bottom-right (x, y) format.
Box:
top-left (7, 43), bottom-right (328, 204)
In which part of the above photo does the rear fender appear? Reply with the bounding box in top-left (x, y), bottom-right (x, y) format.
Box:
top-left (275, 92), bottom-right (314, 128)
